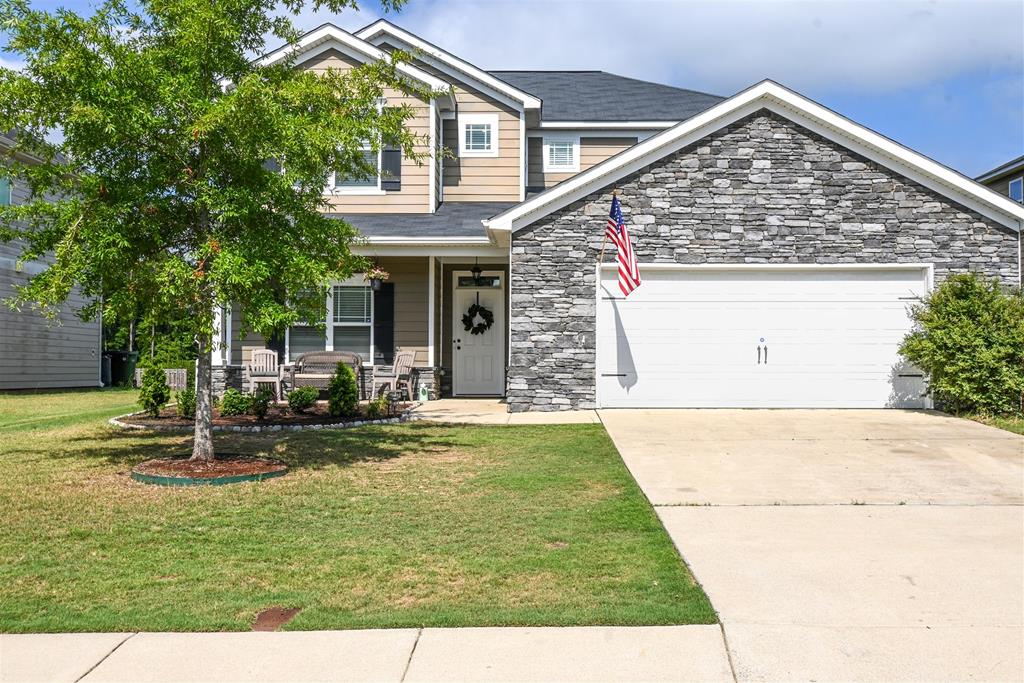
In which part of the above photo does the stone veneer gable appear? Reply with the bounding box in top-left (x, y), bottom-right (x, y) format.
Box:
top-left (507, 110), bottom-right (1021, 412)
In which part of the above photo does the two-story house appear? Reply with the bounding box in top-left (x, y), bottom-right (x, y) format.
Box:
top-left (0, 133), bottom-right (103, 390)
top-left (977, 155), bottom-right (1024, 204)
top-left (214, 20), bottom-right (1024, 411)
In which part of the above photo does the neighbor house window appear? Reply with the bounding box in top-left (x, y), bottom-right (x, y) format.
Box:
top-left (458, 114), bottom-right (499, 157)
top-left (1010, 177), bottom-right (1023, 203)
top-left (332, 284), bottom-right (372, 362)
top-left (0, 178), bottom-right (10, 206)
top-left (543, 136), bottom-right (580, 172)
top-left (285, 281), bottom-right (374, 362)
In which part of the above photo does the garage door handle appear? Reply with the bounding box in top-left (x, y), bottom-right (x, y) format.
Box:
top-left (764, 345), bottom-right (768, 364)
top-left (757, 345), bottom-right (761, 364)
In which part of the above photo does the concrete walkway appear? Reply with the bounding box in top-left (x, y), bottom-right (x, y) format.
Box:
top-left (600, 409), bottom-right (1024, 682)
top-left (411, 398), bottom-right (599, 425)
top-left (0, 626), bottom-right (732, 683)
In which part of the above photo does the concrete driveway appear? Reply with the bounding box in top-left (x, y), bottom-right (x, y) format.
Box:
top-left (600, 409), bottom-right (1024, 682)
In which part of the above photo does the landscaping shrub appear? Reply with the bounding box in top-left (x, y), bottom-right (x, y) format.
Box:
top-left (287, 386), bottom-right (319, 414)
top-left (175, 387), bottom-right (196, 419)
top-left (250, 388), bottom-right (274, 420)
top-left (138, 366), bottom-right (171, 417)
top-left (219, 388), bottom-right (252, 416)
top-left (900, 273), bottom-right (1024, 415)
top-left (327, 362), bottom-right (359, 417)
top-left (366, 394), bottom-right (391, 419)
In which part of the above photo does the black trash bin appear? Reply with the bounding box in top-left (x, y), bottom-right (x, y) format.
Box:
top-left (108, 350), bottom-right (140, 387)
top-left (100, 353), bottom-right (112, 387)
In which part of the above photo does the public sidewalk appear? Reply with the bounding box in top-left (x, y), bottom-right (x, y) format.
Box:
top-left (0, 626), bottom-right (733, 683)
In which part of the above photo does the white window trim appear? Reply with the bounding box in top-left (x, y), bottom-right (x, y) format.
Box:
top-left (459, 113), bottom-right (499, 158)
top-left (1009, 176), bottom-right (1023, 203)
top-left (285, 277), bottom-right (375, 364)
top-left (542, 135), bottom-right (580, 173)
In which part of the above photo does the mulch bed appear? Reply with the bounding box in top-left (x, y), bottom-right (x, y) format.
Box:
top-left (132, 455), bottom-right (288, 479)
top-left (122, 403), bottom-right (410, 429)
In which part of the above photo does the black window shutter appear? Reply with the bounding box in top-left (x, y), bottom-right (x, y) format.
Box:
top-left (381, 148), bottom-right (402, 191)
top-left (373, 282), bottom-right (395, 365)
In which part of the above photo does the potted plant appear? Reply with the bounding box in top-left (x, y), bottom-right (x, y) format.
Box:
top-left (365, 265), bottom-right (390, 291)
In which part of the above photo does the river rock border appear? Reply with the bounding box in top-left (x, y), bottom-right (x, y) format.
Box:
top-left (109, 403), bottom-right (421, 433)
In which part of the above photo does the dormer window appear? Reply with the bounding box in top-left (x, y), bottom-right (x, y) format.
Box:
top-left (543, 136), bottom-right (580, 172)
top-left (459, 113), bottom-right (499, 157)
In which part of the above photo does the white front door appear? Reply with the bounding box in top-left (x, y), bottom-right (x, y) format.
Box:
top-left (453, 271), bottom-right (505, 396)
top-left (596, 265), bottom-right (930, 408)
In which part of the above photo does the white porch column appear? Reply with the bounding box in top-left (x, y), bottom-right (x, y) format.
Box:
top-left (211, 305), bottom-right (224, 366)
top-left (427, 256), bottom-right (436, 366)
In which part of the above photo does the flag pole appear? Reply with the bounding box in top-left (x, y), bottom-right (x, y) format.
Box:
top-left (598, 189), bottom-right (617, 264)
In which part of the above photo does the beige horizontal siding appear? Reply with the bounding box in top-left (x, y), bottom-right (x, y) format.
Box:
top-left (300, 49), bottom-right (432, 214)
top-left (379, 257), bottom-right (428, 366)
top-left (528, 136), bottom-right (638, 188)
top-left (440, 86), bottom-right (522, 202)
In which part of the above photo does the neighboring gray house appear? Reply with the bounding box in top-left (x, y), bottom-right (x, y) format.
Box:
top-left (0, 134), bottom-right (102, 390)
top-left (207, 23), bottom-right (1023, 411)
top-left (977, 155), bottom-right (1024, 204)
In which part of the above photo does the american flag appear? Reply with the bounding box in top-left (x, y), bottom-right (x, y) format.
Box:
top-left (605, 195), bottom-right (641, 296)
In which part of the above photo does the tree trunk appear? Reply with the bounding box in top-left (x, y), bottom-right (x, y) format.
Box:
top-left (192, 335), bottom-right (215, 462)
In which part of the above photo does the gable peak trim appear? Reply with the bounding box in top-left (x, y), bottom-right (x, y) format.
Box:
top-left (484, 80), bottom-right (1024, 234)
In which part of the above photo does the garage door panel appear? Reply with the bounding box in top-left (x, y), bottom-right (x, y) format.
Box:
top-left (597, 267), bottom-right (928, 409)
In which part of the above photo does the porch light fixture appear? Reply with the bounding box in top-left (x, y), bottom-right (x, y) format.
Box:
top-left (471, 259), bottom-right (482, 285)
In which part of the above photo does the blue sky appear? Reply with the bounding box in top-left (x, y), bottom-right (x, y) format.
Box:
top-left (4, 0), bottom-right (1021, 177)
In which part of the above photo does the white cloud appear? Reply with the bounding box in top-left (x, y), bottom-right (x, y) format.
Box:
top-left (300, 0), bottom-right (1022, 96)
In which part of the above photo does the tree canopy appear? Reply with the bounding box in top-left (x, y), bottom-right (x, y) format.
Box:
top-left (0, 0), bottom-right (430, 458)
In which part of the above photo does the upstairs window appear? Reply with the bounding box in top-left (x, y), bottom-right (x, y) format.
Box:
top-left (543, 136), bottom-right (580, 172)
top-left (332, 147), bottom-right (381, 192)
top-left (1010, 177), bottom-right (1023, 203)
top-left (459, 114), bottom-right (499, 157)
top-left (0, 178), bottom-right (10, 206)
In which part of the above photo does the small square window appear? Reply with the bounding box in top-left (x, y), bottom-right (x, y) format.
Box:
top-left (458, 114), bottom-right (499, 157)
top-left (464, 124), bottom-right (491, 152)
top-left (1009, 177), bottom-right (1023, 203)
top-left (543, 137), bottom-right (579, 172)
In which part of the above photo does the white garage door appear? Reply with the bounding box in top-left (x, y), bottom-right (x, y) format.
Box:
top-left (596, 266), bottom-right (930, 409)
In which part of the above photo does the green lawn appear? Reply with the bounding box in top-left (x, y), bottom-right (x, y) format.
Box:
top-left (971, 413), bottom-right (1024, 436)
top-left (0, 389), bottom-right (714, 633)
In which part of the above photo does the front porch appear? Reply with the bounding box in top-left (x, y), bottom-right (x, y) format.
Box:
top-left (212, 255), bottom-right (509, 400)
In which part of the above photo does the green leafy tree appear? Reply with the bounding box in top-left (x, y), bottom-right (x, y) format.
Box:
top-left (0, 0), bottom-right (427, 460)
top-left (900, 273), bottom-right (1024, 415)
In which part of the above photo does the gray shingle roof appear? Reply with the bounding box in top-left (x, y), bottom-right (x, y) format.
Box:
top-left (489, 71), bottom-right (724, 122)
top-left (328, 201), bottom-right (519, 238)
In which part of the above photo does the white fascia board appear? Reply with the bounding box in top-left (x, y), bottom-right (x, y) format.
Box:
top-left (362, 236), bottom-right (492, 245)
top-left (259, 24), bottom-right (451, 95)
top-left (354, 242), bottom-right (508, 258)
top-left (356, 21), bottom-right (541, 111)
top-left (485, 80), bottom-right (1024, 234)
top-left (538, 121), bottom-right (678, 130)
